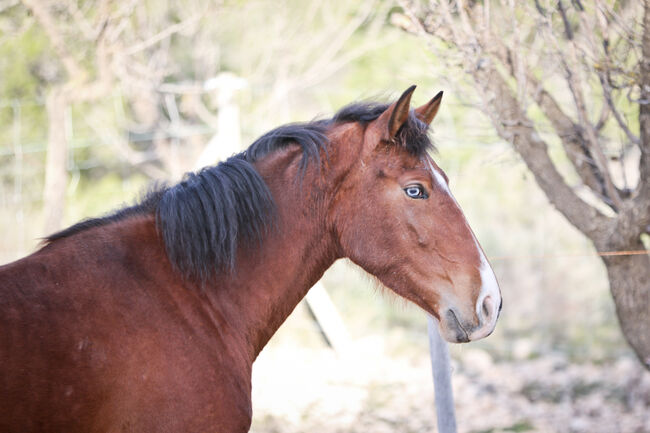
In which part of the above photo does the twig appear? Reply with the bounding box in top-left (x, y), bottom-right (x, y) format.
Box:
top-left (124, 14), bottom-right (200, 56)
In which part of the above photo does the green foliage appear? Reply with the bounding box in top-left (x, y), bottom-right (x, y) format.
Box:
top-left (0, 13), bottom-right (50, 148)
top-left (0, 16), bottom-right (50, 99)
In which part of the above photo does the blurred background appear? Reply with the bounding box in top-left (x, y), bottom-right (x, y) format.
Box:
top-left (1, 0), bottom-right (649, 432)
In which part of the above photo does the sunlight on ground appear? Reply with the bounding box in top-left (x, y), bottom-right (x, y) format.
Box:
top-left (252, 322), bottom-right (650, 433)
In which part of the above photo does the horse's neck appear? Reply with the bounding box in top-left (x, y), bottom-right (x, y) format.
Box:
top-left (207, 145), bottom-right (353, 361)
top-left (214, 227), bottom-right (336, 360)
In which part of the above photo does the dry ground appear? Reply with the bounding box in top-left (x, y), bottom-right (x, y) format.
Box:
top-left (251, 337), bottom-right (650, 433)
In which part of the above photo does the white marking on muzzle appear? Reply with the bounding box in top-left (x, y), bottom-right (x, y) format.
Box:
top-left (476, 253), bottom-right (500, 318)
top-left (470, 251), bottom-right (501, 339)
top-left (426, 156), bottom-right (501, 339)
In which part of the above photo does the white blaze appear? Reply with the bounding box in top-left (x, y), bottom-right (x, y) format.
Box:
top-left (472, 250), bottom-right (501, 338)
top-left (426, 157), bottom-right (501, 338)
top-left (430, 163), bottom-right (451, 195)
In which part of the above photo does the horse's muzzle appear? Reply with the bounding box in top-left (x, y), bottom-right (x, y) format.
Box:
top-left (441, 295), bottom-right (501, 343)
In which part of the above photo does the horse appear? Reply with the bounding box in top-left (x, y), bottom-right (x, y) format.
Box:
top-left (0, 86), bottom-right (501, 432)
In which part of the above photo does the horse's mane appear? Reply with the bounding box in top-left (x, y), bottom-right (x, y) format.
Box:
top-left (44, 101), bottom-right (433, 282)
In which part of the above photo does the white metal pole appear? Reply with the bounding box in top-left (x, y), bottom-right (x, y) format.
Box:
top-left (427, 315), bottom-right (457, 433)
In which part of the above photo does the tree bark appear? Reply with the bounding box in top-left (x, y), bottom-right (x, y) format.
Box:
top-left (396, 0), bottom-right (650, 370)
top-left (599, 240), bottom-right (650, 369)
top-left (637, 0), bottom-right (650, 225)
top-left (42, 88), bottom-right (68, 235)
top-left (479, 62), bottom-right (650, 370)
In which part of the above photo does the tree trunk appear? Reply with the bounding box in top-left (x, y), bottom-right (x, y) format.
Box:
top-left (396, 0), bottom-right (650, 370)
top-left (599, 239), bottom-right (650, 369)
top-left (42, 88), bottom-right (68, 235)
top-left (469, 65), bottom-right (650, 370)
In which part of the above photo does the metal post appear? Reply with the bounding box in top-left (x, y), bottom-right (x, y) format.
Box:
top-left (427, 315), bottom-right (457, 433)
top-left (304, 281), bottom-right (351, 355)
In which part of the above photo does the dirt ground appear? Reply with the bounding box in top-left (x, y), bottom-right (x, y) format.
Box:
top-left (250, 337), bottom-right (650, 433)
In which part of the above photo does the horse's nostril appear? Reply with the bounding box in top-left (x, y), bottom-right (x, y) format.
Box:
top-left (480, 296), bottom-right (494, 324)
top-left (482, 296), bottom-right (491, 318)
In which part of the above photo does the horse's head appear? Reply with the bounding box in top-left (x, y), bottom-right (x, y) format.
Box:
top-left (330, 86), bottom-right (501, 343)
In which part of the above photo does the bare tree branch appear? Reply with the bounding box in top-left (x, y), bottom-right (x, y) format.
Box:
top-left (444, 1), bottom-right (624, 211)
top-left (123, 14), bottom-right (201, 56)
top-left (471, 62), bottom-right (613, 240)
top-left (634, 0), bottom-right (650, 232)
top-left (540, 3), bottom-right (624, 209)
top-left (586, 1), bottom-right (641, 144)
top-left (526, 74), bottom-right (611, 204)
top-left (558, 0), bottom-right (574, 40)
top-left (398, 0), bottom-right (650, 373)
top-left (399, 0), bottom-right (613, 239)
top-left (84, 111), bottom-right (167, 179)
top-left (20, 0), bottom-right (84, 79)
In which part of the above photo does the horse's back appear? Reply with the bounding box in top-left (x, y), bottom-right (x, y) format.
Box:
top-left (0, 240), bottom-right (150, 431)
top-left (0, 247), bottom-right (104, 431)
top-left (0, 227), bottom-right (253, 433)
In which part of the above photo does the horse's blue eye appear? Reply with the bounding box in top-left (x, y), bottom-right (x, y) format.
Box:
top-left (405, 185), bottom-right (426, 199)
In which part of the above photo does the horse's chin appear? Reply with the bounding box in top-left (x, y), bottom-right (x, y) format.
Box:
top-left (438, 320), bottom-right (471, 343)
top-left (437, 308), bottom-right (498, 343)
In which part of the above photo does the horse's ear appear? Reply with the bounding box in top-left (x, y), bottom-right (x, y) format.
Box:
top-left (415, 91), bottom-right (443, 125)
top-left (377, 85), bottom-right (416, 140)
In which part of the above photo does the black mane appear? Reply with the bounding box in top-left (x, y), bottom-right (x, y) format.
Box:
top-left (45, 100), bottom-right (433, 282)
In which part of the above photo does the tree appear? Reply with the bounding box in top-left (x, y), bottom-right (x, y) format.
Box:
top-left (18, 0), bottom-right (202, 233)
top-left (14, 0), bottom-right (389, 234)
top-left (395, 0), bottom-right (650, 368)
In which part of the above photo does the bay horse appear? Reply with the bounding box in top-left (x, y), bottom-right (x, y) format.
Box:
top-left (0, 86), bottom-right (501, 432)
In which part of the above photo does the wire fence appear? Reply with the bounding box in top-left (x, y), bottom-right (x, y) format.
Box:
top-left (0, 95), bottom-right (217, 209)
top-left (1, 95), bottom-right (647, 266)
top-left (0, 95), bottom-right (645, 368)
top-left (490, 249), bottom-right (650, 262)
